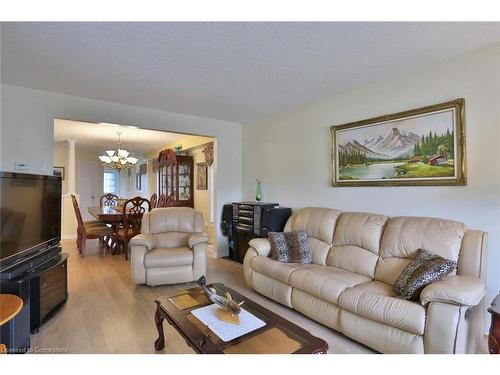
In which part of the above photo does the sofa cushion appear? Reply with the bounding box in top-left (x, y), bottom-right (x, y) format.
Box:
top-left (376, 217), bottom-right (466, 285)
top-left (289, 265), bottom-right (371, 305)
top-left (144, 247), bottom-right (193, 268)
top-left (333, 212), bottom-right (389, 254)
top-left (327, 245), bottom-right (380, 279)
top-left (283, 207), bottom-right (342, 265)
top-left (328, 212), bottom-right (388, 278)
top-left (145, 207), bottom-right (204, 234)
top-left (251, 256), bottom-right (305, 285)
top-left (154, 232), bottom-right (190, 248)
top-left (339, 280), bottom-right (426, 335)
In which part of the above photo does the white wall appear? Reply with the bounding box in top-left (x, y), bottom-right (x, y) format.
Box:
top-left (145, 160), bottom-right (156, 198)
top-left (1, 84), bottom-right (242, 257)
top-left (243, 44), bottom-right (500, 320)
top-left (117, 163), bottom-right (147, 199)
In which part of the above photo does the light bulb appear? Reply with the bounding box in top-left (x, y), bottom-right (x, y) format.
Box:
top-left (118, 149), bottom-right (129, 158)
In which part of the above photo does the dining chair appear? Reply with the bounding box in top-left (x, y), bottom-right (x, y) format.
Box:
top-left (100, 193), bottom-right (119, 207)
top-left (99, 193), bottom-right (120, 246)
top-left (115, 197), bottom-right (151, 260)
top-left (70, 194), bottom-right (101, 249)
top-left (71, 194), bottom-right (113, 257)
top-left (165, 194), bottom-right (175, 207)
top-left (149, 193), bottom-right (158, 209)
top-left (157, 193), bottom-right (166, 208)
top-left (157, 193), bottom-right (175, 208)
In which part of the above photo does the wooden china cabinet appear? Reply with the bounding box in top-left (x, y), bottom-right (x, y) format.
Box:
top-left (157, 149), bottom-right (194, 208)
top-left (489, 293), bottom-right (500, 354)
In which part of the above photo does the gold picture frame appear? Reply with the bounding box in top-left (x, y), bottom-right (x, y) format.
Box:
top-left (196, 162), bottom-right (207, 190)
top-left (331, 98), bottom-right (466, 187)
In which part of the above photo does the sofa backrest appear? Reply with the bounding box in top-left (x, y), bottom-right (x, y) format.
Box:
top-left (141, 207), bottom-right (204, 248)
top-left (277, 207), bottom-right (486, 283)
top-left (375, 216), bottom-right (467, 285)
top-left (328, 212), bottom-right (389, 278)
top-left (283, 207), bottom-right (342, 265)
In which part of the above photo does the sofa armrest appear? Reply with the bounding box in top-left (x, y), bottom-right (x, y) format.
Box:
top-left (129, 234), bottom-right (156, 251)
top-left (248, 238), bottom-right (271, 257)
top-left (420, 275), bottom-right (486, 307)
top-left (188, 232), bottom-right (209, 249)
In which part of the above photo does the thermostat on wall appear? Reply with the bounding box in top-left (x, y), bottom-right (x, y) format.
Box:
top-left (14, 161), bottom-right (30, 170)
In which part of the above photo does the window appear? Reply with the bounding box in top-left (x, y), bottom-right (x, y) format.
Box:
top-left (103, 170), bottom-right (119, 195)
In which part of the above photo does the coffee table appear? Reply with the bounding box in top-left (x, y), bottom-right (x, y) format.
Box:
top-left (154, 283), bottom-right (328, 354)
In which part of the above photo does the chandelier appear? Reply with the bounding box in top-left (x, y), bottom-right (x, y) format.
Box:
top-left (98, 132), bottom-right (138, 170)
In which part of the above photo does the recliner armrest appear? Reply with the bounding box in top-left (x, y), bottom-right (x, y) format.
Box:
top-left (420, 275), bottom-right (486, 307)
top-left (248, 238), bottom-right (271, 257)
top-left (188, 232), bottom-right (209, 249)
top-left (129, 234), bottom-right (156, 251)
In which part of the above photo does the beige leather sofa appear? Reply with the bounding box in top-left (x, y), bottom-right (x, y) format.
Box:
top-left (130, 207), bottom-right (208, 286)
top-left (243, 207), bottom-right (487, 354)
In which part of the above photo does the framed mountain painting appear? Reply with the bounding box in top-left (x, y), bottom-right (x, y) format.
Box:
top-left (331, 99), bottom-right (466, 187)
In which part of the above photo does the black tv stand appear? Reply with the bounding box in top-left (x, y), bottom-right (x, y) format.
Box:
top-left (0, 252), bottom-right (68, 336)
top-left (0, 245), bottom-right (62, 280)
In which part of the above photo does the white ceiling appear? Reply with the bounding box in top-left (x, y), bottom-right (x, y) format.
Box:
top-left (2, 22), bottom-right (500, 124)
top-left (53, 119), bottom-right (186, 155)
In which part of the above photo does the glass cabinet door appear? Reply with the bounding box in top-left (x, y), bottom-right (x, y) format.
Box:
top-left (178, 163), bottom-right (191, 201)
top-left (157, 153), bottom-right (193, 207)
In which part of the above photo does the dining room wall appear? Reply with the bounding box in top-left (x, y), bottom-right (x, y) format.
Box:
top-left (2, 84), bottom-right (242, 257)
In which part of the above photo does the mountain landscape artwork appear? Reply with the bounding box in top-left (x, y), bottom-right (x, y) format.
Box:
top-left (331, 99), bottom-right (466, 186)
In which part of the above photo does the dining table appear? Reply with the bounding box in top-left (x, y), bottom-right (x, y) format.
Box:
top-left (88, 205), bottom-right (126, 222)
top-left (88, 206), bottom-right (127, 255)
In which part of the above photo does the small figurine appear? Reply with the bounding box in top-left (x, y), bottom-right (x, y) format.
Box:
top-left (196, 276), bottom-right (244, 324)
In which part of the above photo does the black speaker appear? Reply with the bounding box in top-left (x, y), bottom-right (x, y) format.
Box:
top-left (220, 204), bottom-right (234, 259)
top-left (260, 207), bottom-right (292, 237)
top-left (220, 204), bottom-right (233, 237)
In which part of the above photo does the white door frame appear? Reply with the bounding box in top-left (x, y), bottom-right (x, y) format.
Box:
top-left (79, 160), bottom-right (100, 221)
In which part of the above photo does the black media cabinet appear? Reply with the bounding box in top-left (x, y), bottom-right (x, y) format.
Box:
top-left (1, 252), bottom-right (68, 343)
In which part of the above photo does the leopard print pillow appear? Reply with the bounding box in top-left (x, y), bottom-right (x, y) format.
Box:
top-left (268, 229), bottom-right (312, 264)
top-left (394, 249), bottom-right (456, 301)
top-left (285, 229), bottom-right (312, 264)
top-left (269, 232), bottom-right (289, 262)
top-left (394, 249), bottom-right (439, 295)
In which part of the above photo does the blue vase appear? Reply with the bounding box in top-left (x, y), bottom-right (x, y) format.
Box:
top-left (255, 179), bottom-right (262, 201)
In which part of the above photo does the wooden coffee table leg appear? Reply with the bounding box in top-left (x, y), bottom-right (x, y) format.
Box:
top-left (154, 302), bottom-right (166, 350)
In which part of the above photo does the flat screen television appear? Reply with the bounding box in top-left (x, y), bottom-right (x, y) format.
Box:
top-left (0, 172), bottom-right (62, 271)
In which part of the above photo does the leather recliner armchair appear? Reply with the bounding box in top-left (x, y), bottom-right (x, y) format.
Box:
top-left (129, 207), bottom-right (208, 286)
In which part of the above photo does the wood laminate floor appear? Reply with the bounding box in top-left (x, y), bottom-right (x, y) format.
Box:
top-left (29, 239), bottom-right (377, 354)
